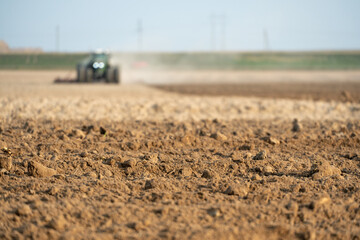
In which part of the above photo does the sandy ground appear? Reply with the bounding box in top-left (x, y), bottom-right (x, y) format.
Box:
top-left (0, 70), bottom-right (360, 239)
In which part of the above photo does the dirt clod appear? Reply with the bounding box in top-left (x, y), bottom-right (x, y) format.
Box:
top-left (309, 196), bottom-right (331, 210)
top-left (100, 126), bottom-right (107, 135)
top-left (180, 167), bottom-right (192, 177)
top-left (71, 129), bottom-right (85, 139)
top-left (49, 215), bottom-right (66, 231)
top-left (253, 151), bottom-right (267, 160)
top-left (28, 160), bottom-right (57, 177)
top-left (292, 119), bottom-right (301, 132)
top-left (1, 72), bottom-right (360, 239)
top-left (210, 132), bottom-right (227, 141)
top-left (207, 207), bottom-right (221, 217)
top-left (224, 184), bottom-right (248, 196)
top-left (0, 154), bottom-right (12, 171)
top-left (201, 169), bottom-right (219, 180)
top-left (262, 136), bottom-right (280, 145)
top-left (16, 205), bottom-right (32, 216)
top-left (122, 159), bottom-right (137, 168)
top-left (238, 144), bottom-right (253, 150)
top-left (80, 151), bottom-right (87, 158)
top-left (311, 160), bottom-right (341, 180)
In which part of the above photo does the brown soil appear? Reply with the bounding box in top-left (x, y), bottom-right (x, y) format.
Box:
top-left (0, 70), bottom-right (360, 239)
top-left (152, 82), bottom-right (360, 103)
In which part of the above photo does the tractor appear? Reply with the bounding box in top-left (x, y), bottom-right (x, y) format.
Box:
top-left (76, 52), bottom-right (120, 83)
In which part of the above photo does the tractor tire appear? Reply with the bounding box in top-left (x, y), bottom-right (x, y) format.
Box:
top-left (113, 67), bottom-right (120, 84)
top-left (106, 67), bottom-right (114, 83)
top-left (106, 67), bottom-right (120, 84)
top-left (85, 68), bottom-right (93, 82)
top-left (77, 65), bottom-right (86, 82)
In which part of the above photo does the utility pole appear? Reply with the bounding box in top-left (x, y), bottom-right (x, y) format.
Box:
top-left (210, 14), bottom-right (226, 51)
top-left (221, 14), bottom-right (226, 51)
top-left (263, 28), bottom-right (270, 51)
top-left (56, 25), bottom-right (60, 52)
top-left (210, 14), bottom-right (216, 51)
top-left (137, 19), bottom-right (143, 52)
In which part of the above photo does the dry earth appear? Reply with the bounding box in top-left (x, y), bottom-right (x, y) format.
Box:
top-left (0, 70), bottom-right (360, 239)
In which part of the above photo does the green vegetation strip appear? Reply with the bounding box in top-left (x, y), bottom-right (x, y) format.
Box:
top-left (0, 53), bottom-right (88, 70)
top-left (1, 52), bottom-right (360, 70)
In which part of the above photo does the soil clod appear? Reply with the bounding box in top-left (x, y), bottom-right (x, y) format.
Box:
top-left (28, 161), bottom-right (57, 177)
top-left (253, 150), bottom-right (267, 160)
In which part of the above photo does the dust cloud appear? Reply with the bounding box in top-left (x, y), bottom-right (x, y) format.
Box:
top-left (109, 52), bottom-right (360, 85)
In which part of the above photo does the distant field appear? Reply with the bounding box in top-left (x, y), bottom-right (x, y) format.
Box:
top-left (1, 52), bottom-right (360, 70)
top-left (0, 53), bottom-right (87, 70)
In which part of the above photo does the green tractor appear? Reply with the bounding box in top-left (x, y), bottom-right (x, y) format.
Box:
top-left (76, 52), bottom-right (120, 83)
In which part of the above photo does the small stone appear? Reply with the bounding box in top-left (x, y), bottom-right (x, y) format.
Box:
top-left (0, 154), bottom-right (12, 171)
top-left (201, 170), bottom-right (219, 180)
top-left (238, 144), bottom-right (253, 151)
top-left (28, 161), bottom-right (57, 178)
top-left (262, 136), bottom-right (280, 145)
top-left (292, 119), bottom-right (301, 132)
top-left (48, 186), bottom-right (60, 196)
top-left (16, 205), bottom-right (32, 216)
top-left (59, 134), bottom-right (70, 141)
top-left (100, 127), bottom-right (107, 135)
top-left (263, 165), bottom-right (274, 174)
top-left (143, 153), bottom-right (158, 163)
top-left (85, 172), bottom-right (98, 178)
top-left (126, 142), bottom-right (140, 150)
top-left (82, 125), bottom-right (94, 134)
top-left (79, 152), bottom-right (87, 158)
top-left (210, 132), bottom-right (227, 141)
top-left (181, 167), bottom-right (192, 177)
top-left (72, 129), bottom-right (85, 139)
top-left (309, 196), bottom-right (331, 210)
top-left (181, 135), bottom-right (195, 145)
top-left (251, 174), bottom-right (262, 181)
top-left (49, 215), bottom-right (66, 231)
top-left (122, 159), bottom-right (137, 168)
top-left (311, 160), bottom-right (341, 180)
top-left (127, 222), bottom-right (142, 230)
top-left (224, 184), bottom-right (248, 196)
top-left (207, 207), bottom-right (221, 217)
top-left (103, 169), bottom-right (113, 177)
top-left (144, 180), bottom-right (155, 190)
top-left (199, 129), bottom-right (207, 136)
top-left (253, 151), bottom-right (267, 160)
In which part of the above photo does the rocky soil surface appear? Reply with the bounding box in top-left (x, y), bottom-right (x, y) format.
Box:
top-left (0, 70), bottom-right (359, 239)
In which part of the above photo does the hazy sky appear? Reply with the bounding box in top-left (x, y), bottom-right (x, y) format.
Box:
top-left (1, 0), bottom-right (360, 52)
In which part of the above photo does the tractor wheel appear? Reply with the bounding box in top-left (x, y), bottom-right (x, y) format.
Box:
top-left (85, 68), bottom-right (93, 82)
top-left (106, 67), bottom-right (114, 83)
top-left (77, 65), bottom-right (86, 82)
top-left (113, 67), bottom-right (120, 84)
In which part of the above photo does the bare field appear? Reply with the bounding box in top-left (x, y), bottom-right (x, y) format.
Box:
top-left (0, 70), bottom-right (360, 239)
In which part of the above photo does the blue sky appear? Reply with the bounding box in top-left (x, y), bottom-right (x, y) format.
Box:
top-left (1, 0), bottom-right (360, 52)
